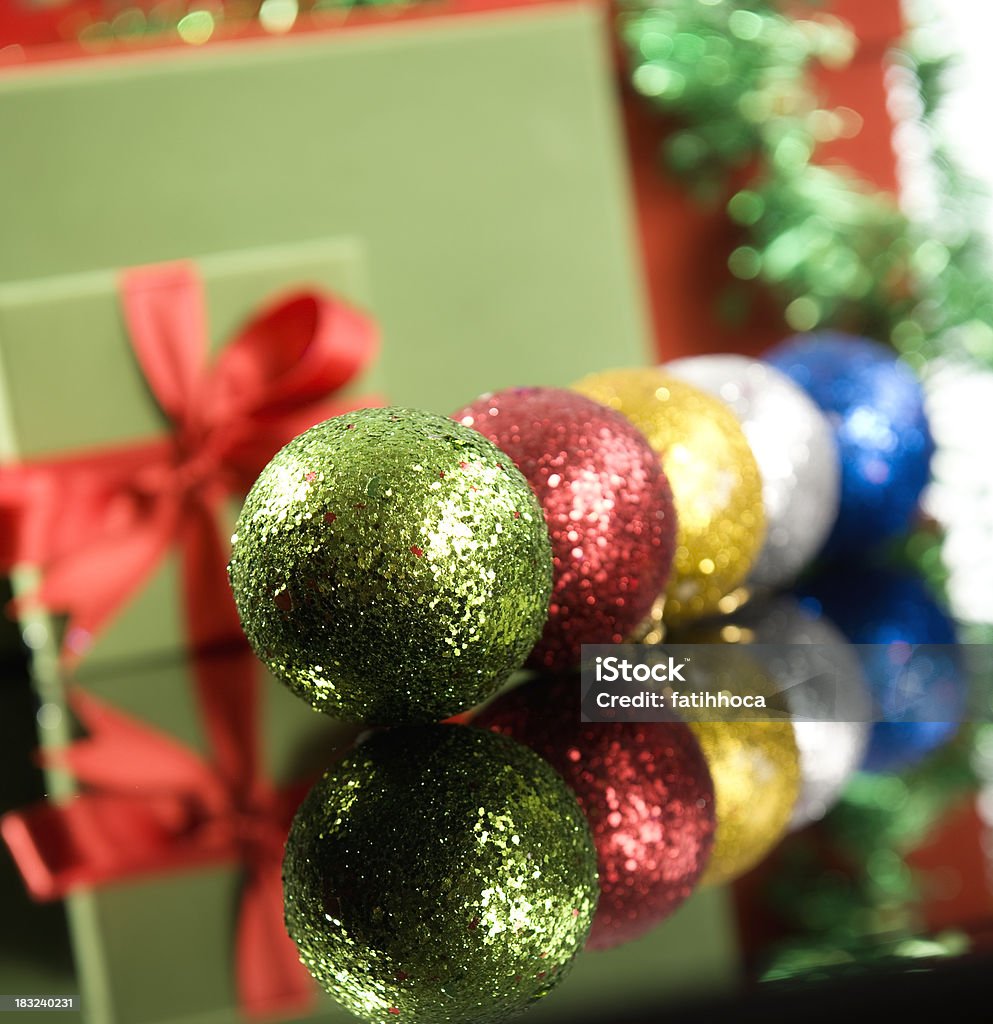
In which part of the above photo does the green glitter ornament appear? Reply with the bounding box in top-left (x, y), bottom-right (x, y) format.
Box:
top-left (229, 408), bottom-right (552, 723)
top-left (283, 724), bottom-right (599, 1024)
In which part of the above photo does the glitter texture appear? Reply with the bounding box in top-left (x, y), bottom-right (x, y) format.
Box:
top-left (476, 675), bottom-right (715, 950)
top-left (670, 644), bottom-right (799, 885)
top-left (573, 368), bottom-right (765, 623)
top-left (452, 387), bottom-right (677, 671)
top-left (283, 725), bottom-right (598, 1024)
top-left (799, 566), bottom-right (966, 774)
top-left (666, 354), bottom-right (840, 589)
top-left (765, 333), bottom-right (934, 557)
top-left (229, 408), bottom-right (552, 724)
top-left (692, 596), bottom-right (871, 830)
top-left (691, 719), bottom-right (799, 885)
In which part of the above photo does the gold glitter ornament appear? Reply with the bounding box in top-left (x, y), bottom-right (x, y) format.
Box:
top-left (229, 407), bottom-right (552, 724)
top-left (675, 643), bottom-right (800, 885)
top-left (691, 719), bottom-right (799, 885)
top-left (283, 725), bottom-right (599, 1024)
top-left (573, 367), bottom-right (765, 623)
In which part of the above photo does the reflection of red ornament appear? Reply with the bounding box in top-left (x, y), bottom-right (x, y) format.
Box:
top-left (453, 387), bottom-right (677, 671)
top-left (475, 677), bottom-right (715, 950)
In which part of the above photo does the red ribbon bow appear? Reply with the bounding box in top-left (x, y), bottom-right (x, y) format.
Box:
top-left (0, 646), bottom-right (338, 1018)
top-left (0, 260), bottom-right (379, 661)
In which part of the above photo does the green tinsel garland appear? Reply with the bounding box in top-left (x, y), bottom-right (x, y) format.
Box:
top-left (620, 0), bottom-right (993, 371)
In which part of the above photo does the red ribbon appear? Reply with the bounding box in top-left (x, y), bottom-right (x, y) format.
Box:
top-left (0, 647), bottom-right (335, 1019)
top-left (0, 260), bottom-right (379, 1016)
top-left (0, 260), bottom-right (379, 661)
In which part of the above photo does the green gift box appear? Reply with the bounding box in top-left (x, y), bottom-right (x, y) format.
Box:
top-left (0, 4), bottom-right (741, 1023)
top-left (0, 2), bottom-right (651, 415)
top-left (0, 0), bottom-right (655, 672)
top-left (0, 238), bottom-right (377, 670)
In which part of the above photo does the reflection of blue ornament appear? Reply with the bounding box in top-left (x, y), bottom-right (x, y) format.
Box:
top-left (797, 567), bottom-right (966, 773)
top-left (765, 333), bottom-right (933, 557)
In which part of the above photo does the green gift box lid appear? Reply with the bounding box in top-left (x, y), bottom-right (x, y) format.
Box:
top-left (0, 2), bottom-right (652, 418)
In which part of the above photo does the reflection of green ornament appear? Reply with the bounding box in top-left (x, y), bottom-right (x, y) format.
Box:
top-left (229, 407), bottom-right (552, 724)
top-left (620, 0), bottom-right (993, 374)
top-left (283, 725), bottom-right (599, 1024)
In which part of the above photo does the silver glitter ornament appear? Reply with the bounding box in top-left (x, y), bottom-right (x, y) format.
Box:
top-left (719, 595), bottom-right (871, 829)
top-left (665, 354), bottom-right (840, 589)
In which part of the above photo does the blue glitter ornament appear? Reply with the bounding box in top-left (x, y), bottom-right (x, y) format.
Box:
top-left (797, 567), bottom-right (966, 773)
top-left (765, 333), bottom-right (934, 557)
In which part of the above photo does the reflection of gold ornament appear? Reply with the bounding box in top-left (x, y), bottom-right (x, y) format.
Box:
top-left (573, 368), bottom-right (765, 623)
top-left (691, 719), bottom-right (800, 885)
top-left (667, 643), bottom-right (799, 885)
top-left (284, 726), bottom-right (598, 1024)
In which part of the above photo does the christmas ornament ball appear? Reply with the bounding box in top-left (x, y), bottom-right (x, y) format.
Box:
top-left (229, 407), bottom-right (552, 724)
top-left (453, 387), bottom-right (678, 670)
top-left (698, 596), bottom-right (871, 829)
top-left (475, 675), bottom-right (715, 950)
top-left (765, 332), bottom-right (934, 557)
top-left (573, 367), bottom-right (765, 623)
top-left (666, 354), bottom-right (840, 588)
top-left (675, 645), bottom-right (800, 885)
top-left (283, 725), bottom-right (598, 1024)
top-left (691, 719), bottom-right (800, 885)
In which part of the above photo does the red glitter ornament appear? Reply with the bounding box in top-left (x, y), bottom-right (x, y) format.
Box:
top-left (475, 677), bottom-right (716, 950)
top-left (452, 387), bottom-right (677, 671)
